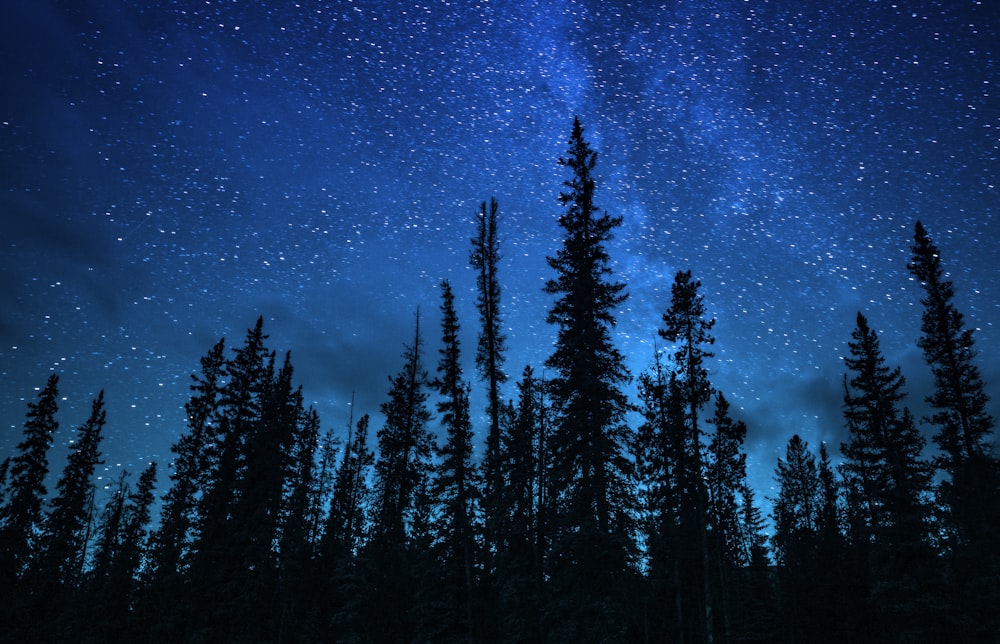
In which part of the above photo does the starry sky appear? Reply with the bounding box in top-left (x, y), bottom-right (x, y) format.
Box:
top-left (2, 0), bottom-right (998, 500)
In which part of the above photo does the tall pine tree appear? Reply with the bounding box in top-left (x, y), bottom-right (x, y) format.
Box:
top-left (0, 375), bottom-right (60, 587)
top-left (424, 279), bottom-right (481, 642)
top-left (366, 312), bottom-right (434, 641)
top-left (148, 337), bottom-right (225, 582)
top-left (840, 312), bottom-right (938, 639)
top-left (659, 269), bottom-right (716, 644)
top-left (543, 117), bottom-right (635, 640)
top-left (470, 197), bottom-right (508, 558)
top-left (907, 221), bottom-right (999, 637)
top-left (34, 390), bottom-right (106, 591)
top-left (705, 392), bottom-right (749, 639)
top-left (636, 350), bottom-right (688, 643)
top-left (495, 365), bottom-right (547, 642)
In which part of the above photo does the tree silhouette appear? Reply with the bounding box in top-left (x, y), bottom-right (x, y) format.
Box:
top-left (34, 390), bottom-right (106, 591)
top-left (425, 279), bottom-right (481, 642)
top-left (543, 117), bottom-right (636, 639)
top-left (470, 197), bottom-right (508, 562)
top-left (706, 391), bottom-right (749, 638)
top-left (495, 365), bottom-right (547, 642)
top-left (367, 311), bottom-right (433, 641)
top-left (88, 462), bottom-right (157, 640)
top-left (907, 220), bottom-right (1000, 636)
top-left (0, 374), bottom-right (59, 587)
top-left (148, 338), bottom-right (225, 583)
top-left (659, 269), bottom-right (716, 643)
top-left (840, 312), bottom-right (938, 638)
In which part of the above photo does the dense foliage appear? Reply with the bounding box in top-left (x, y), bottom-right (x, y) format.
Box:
top-left (1, 121), bottom-right (997, 643)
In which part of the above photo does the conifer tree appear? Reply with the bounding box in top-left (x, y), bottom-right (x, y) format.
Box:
top-left (371, 312), bottom-right (433, 548)
top-left (281, 405), bottom-right (320, 565)
top-left (193, 319), bottom-right (269, 565)
top-left (706, 392), bottom-right (748, 638)
top-left (907, 222), bottom-right (999, 632)
top-left (738, 483), bottom-right (769, 572)
top-left (91, 471), bottom-right (129, 583)
top-left (429, 279), bottom-right (480, 641)
top-left (707, 392), bottom-right (748, 566)
top-left (308, 427), bottom-right (340, 548)
top-left (31, 389), bottom-right (106, 610)
top-left (636, 350), bottom-right (686, 642)
top-left (495, 365), bottom-right (546, 641)
top-left (841, 313), bottom-right (932, 545)
top-left (773, 435), bottom-right (820, 566)
top-left (149, 338), bottom-right (225, 580)
top-left (470, 197), bottom-right (508, 552)
top-left (542, 117), bottom-right (635, 639)
top-left (88, 462), bottom-right (157, 639)
top-left (366, 312), bottom-right (433, 641)
top-left (121, 462), bottom-right (157, 578)
top-left (323, 413), bottom-right (373, 559)
top-left (0, 374), bottom-right (59, 585)
top-left (276, 400), bottom-right (319, 639)
top-left (235, 350), bottom-right (301, 570)
top-left (319, 412), bottom-right (373, 640)
top-left (840, 312), bottom-right (937, 638)
top-left (0, 458), bottom-right (9, 507)
top-left (816, 443), bottom-right (841, 548)
top-left (907, 221), bottom-right (995, 469)
top-left (772, 435), bottom-right (847, 642)
top-left (734, 483), bottom-right (775, 642)
top-left (187, 318), bottom-right (274, 640)
top-left (659, 269), bottom-right (716, 643)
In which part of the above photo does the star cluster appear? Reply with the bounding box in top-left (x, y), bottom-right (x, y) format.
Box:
top-left (1, 0), bottom-right (997, 497)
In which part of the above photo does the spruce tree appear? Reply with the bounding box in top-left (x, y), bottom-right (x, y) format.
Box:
top-left (0, 374), bottom-right (59, 585)
top-left (428, 279), bottom-right (480, 642)
top-left (840, 312), bottom-right (937, 638)
top-left (280, 405), bottom-right (320, 565)
top-left (371, 312), bottom-right (433, 548)
top-left (773, 435), bottom-right (821, 566)
top-left (91, 471), bottom-right (129, 584)
top-left (496, 365), bottom-right (546, 642)
top-left (734, 483), bottom-right (775, 642)
top-left (149, 338), bottom-right (225, 581)
top-left (705, 392), bottom-right (748, 639)
top-left (659, 269), bottom-right (716, 643)
top-left (277, 402), bottom-right (319, 640)
top-left (35, 390), bottom-right (106, 590)
top-left (308, 427), bottom-right (340, 548)
top-left (323, 414), bottom-right (373, 559)
top-left (89, 462), bottom-right (157, 640)
top-left (141, 339), bottom-right (225, 641)
top-left (121, 462), bottom-right (157, 580)
top-left (907, 222), bottom-right (999, 636)
top-left (320, 412), bottom-right (373, 639)
top-left (706, 392), bottom-right (748, 568)
top-left (841, 313), bottom-right (932, 545)
top-left (771, 435), bottom-right (851, 642)
top-left (470, 197), bottom-right (508, 555)
top-left (234, 350), bottom-right (302, 572)
top-left (542, 117), bottom-right (635, 639)
top-left (193, 319), bottom-right (269, 564)
top-left (636, 350), bottom-right (687, 642)
top-left (366, 312), bottom-right (433, 641)
top-left (907, 221), bottom-right (995, 468)
top-left (188, 318), bottom-right (275, 641)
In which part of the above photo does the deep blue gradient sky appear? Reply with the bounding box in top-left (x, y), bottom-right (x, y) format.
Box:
top-left (2, 0), bottom-right (998, 500)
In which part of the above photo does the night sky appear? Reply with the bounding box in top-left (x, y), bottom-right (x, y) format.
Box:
top-left (2, 0), bottom-right (998, 501)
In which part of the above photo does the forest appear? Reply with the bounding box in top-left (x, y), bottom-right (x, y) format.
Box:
top-left (1, 119), bottom-right (998, 643)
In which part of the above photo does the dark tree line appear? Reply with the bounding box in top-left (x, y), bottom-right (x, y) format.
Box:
top-left (1, 119), bottom-right (998, 643)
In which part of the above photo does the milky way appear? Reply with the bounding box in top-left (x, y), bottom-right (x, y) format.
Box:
top-left (2, 0), bottom-right (997, 499)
